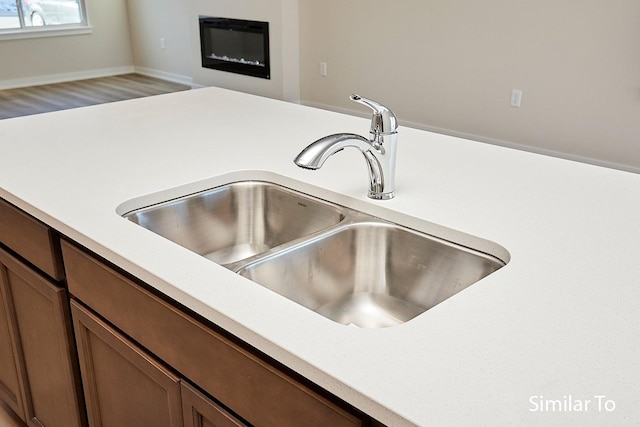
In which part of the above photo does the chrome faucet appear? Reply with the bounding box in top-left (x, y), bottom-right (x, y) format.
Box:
top-left (294, 94), bottom-right (399, 200)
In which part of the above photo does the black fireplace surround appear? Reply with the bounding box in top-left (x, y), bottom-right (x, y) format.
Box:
top-left (199, 17), bottom-right (270, 79)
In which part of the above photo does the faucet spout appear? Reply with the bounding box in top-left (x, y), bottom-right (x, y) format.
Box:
top-left (294, 133), bottom-right (373, 170)
top-left (294, 94), bottom-right (398, 200)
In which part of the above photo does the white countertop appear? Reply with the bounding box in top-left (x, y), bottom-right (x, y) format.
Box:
top-left (1, 87), bottom-right (639, 426)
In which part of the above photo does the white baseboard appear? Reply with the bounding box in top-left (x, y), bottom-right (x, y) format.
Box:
top-left (133, 66), bottom-right (196, 88)
top-left (302, 101), bottom-right (640, 175)
top-left (0, 66), bottom-right (135, 90)
top-left (0, 66), bottom-right (196, 90)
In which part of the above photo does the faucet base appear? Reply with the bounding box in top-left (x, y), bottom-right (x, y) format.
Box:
top-left (368, 191), bottom-right (395, 200)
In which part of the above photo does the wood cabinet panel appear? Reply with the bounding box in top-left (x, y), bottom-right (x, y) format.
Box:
top-left (0, 264), bottom-right (27, 422)
top-left (0, 199), bottom-right (64, 281)
top-left (181, 382), bottom-right (246, 427)
top-left (0, 248), bottom-right (84, 427)
top-left (62, 240), bottom-right (363, 427)
top-left (71, 300), bottom-right (183, 427)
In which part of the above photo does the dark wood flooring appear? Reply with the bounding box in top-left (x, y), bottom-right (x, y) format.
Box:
top-left (0, 74), bottom-right (190, 120)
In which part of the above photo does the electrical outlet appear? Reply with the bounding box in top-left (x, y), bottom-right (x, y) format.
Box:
top-left (320, 62), bottom-right (327, 77)
top-left (160, 38), bottom-right (166, 50)
top-left (511, 89), bottom-right (523, 108)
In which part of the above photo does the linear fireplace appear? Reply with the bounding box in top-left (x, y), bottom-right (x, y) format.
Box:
top-left (199, 17), bottom-right (270, 79)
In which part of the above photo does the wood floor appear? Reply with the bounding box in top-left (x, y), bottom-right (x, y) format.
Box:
top-left (0, 74), bottom-right (191, 120)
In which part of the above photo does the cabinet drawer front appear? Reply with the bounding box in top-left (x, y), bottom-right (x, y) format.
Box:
top-left (0, 199), bottom-right (64, 281)
top-left (62, 240), bottom-right (363, 427)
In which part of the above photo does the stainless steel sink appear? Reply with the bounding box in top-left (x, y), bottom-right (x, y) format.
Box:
top-left (237, 222), bottom-right (504, 328)
top-left (122, 180), bottom-right (508, 327)
top-left (123, 181), bottom-right (345, 265)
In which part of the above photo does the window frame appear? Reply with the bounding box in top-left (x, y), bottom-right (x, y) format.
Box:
top-left (0, 0), bottom-right (91, 40)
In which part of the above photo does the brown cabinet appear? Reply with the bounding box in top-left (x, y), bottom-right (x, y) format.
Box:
top-left (72, 300), bottom-right (247, 427)
top-left (0, 199), bottom-right (64, 282)
top-left (181, 382), bottom-right (247, 427)
top-left (71, 301), bottom-right (183, 427)
top-left (0, 263), bottom-right (27, 421)
top-left (62, 240), bottom-right (364, 427)
top-left (0, 199), bottom-right (84, 427)
top-left (0, 248), bottom-right (84, 427)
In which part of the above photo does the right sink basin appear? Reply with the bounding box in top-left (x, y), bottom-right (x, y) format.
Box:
top-left (237, 221), bottom-right (505, 328)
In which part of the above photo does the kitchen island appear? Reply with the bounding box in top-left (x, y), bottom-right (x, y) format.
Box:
top-left (1, 87), bottom-right (639, 426)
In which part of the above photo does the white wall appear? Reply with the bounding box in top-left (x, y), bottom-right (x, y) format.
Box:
top-left (0, 0), bottom-right (133, 87)
top-left (298, 0), bottom-right (640, 172)
top-left (126, 0), bottom-right (192, 85)
top-left (2, 1), bottom-right (638, 172)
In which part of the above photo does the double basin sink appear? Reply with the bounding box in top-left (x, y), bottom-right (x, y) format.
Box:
top-left (121, 181), bottom-right (508, 328)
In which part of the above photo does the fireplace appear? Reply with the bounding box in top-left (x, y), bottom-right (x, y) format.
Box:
top-left (199, 17), bottom-right (270, 79)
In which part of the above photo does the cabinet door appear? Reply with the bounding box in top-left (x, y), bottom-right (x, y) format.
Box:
top-left (71, 300), bottom-right (183, 427)
top-left (0, 264), bottom-right (27, 422)
top-left (181, 382), bottom-right (246, 427)
top-left (0, 248), bottom-right (84, 427)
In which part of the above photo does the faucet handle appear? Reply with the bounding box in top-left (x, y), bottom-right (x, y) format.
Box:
top-left (350, 94), bottom-right (398, 135)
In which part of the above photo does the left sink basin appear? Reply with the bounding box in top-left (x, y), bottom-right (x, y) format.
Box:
top-left (122, 181), bottom-right (346, 265)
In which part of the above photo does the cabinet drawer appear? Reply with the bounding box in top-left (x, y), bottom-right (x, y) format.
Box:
top-left (62, 240), bottom-right (363, 427)
top-left (0, 199), bottom-right (64, 281)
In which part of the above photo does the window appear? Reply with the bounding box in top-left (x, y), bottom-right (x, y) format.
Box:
top-left (0, 0), bottom-right (88, 36)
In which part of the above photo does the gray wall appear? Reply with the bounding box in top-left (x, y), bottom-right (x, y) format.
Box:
top-left (2, 1), bottom-right (639, 173)
top-left (298, 0), bottom-right (640, 172)
top-left (125, 0), bottom-right (299, 100)
top-left (126, 0), bottom-right (192, 84)
top-left (186, 0), bottom-right (299, 100)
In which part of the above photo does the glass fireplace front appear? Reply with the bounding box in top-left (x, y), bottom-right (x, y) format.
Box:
top-left (199, 17), bottom-right (270, 79)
